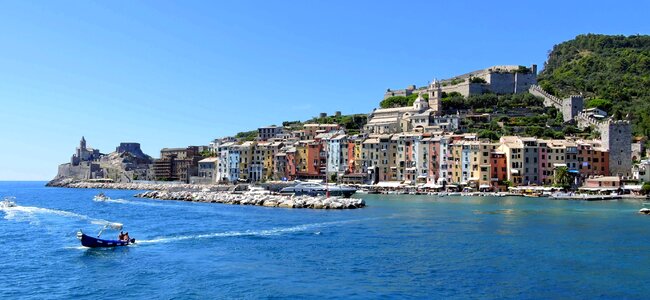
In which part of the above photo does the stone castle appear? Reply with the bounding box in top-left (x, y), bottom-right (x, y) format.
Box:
top-left (48, 137), bottom-right (155, 185)
top-left (384, 64), bottom-right (538, 99)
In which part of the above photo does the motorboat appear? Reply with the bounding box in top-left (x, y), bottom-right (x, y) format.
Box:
top-left (77, 222), bottom-right (135, 248)
top-left (279, 182), bottom-right (357, 198)
top-left (244, 186), bottom-right (270, 196)
top-left (640, 208), bottom-right (650, 215)
top-left (0, 197), bottom-right (17, 208)
top-left (93, 193), bottom-right (109, 201)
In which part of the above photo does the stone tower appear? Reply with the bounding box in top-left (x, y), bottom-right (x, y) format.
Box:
top-left (562, 95), bottom-right (583, 122)
top-left (600, 120), bottom-right (632, 177)
top-left (428, 79), bottom-right (442, 115)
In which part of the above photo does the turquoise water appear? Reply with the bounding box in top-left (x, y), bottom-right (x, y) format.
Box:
top-left (1, 181), bottom-right (649, 299)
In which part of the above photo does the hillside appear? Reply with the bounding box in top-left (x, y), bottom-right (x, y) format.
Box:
top-left (537, 34), bottom-right (650, 139)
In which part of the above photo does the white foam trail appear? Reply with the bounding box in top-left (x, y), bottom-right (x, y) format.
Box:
top-left (0, 204), bottom-right (112, 225)
top-left (63, 246), bottom-right (90, 250)
top-left (138, 219), bottom-right (362, 244)
top-left (95, 198), bottom-right (187, 208)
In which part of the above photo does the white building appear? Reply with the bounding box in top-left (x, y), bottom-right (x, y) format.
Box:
top-left (633, 160), bottom-right (650, 183)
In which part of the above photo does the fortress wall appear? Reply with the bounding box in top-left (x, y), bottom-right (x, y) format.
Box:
top-left (487, 72), bottom-right (537, 94)
top-left (441, 83), bottom-right (484, 97)
top-left (514, 73), bottom-right (537, 93)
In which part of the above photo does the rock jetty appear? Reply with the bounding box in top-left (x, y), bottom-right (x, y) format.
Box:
top-left (135, 190), bottom-right (366, 209)
top-left (46, 179), bottom-right (231, 192)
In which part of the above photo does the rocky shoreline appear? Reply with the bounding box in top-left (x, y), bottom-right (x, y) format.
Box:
top-left (46, 178), bottom-right (232, 192)
top-left (46, 179), bottom-right (365, 210)
top-left (135, 190), bottom-right (365, 209)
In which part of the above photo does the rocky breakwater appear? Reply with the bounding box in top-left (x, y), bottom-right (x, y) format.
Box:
top-left (135, 190), bottom-right (366, 209)
top-left (46, 179), bottom-right (231, 192)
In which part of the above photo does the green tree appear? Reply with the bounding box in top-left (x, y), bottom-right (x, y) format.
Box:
top-left (642, 182), bottom-right (650, 195)
top-left (553, 166), bottom-right (572, 188)
top-left (477, 130), bottom-right (500, 141)
top-left (585, 98), bottom-right (613, 113)
top-left (235, 130), bottom-right (259, 141)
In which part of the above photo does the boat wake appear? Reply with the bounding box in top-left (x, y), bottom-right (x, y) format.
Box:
top-left (1, 203), bottom-right (113, 226)
top-left (138, 219), bottom-right (364, 244)
top-left (95, 197), bottom-right (194, 209)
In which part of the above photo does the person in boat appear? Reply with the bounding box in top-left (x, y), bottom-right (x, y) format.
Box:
top-left (122, 232), bottom-right (130, 242)
top-left (118, 231), bottom-right (125, 241)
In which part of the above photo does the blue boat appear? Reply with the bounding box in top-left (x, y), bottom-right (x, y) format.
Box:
top-left (77, 223), bottom-right (135, 248)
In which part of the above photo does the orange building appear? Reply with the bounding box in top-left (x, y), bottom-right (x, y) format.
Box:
top-left (490, 151), bottom-right (508, 191)
top-left (577, 141), bottom-right (610, 178)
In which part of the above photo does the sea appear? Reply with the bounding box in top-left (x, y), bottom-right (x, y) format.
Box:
top-left (1, 181), bottom-right (650, 299)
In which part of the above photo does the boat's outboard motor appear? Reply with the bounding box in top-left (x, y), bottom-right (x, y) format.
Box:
top-left (130, 238), bottom-right (136, 243)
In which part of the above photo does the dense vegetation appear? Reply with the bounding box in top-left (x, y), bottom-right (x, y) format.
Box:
top-left (303, 114), bottom-right (368, 135)
top-left (281, 114), bottom-right (368, 135)
top-left (440, 92), bottom-right (544, 111)
top-left (234, 130), bottom-right (259, 141)
top-left (380, 93), bottom-right (427, 108)
top-left (538, 34), bottom-right (650, 139)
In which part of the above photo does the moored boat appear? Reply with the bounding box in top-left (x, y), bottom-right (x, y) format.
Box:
top-left (279, 182), bottom-right (356, 198)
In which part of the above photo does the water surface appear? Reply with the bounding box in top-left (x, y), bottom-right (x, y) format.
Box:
top-left (1, 182), bottom-right (649, 299)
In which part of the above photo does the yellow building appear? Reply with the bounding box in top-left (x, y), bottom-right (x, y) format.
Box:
top-left (498, 136), bottom-right (524, 185)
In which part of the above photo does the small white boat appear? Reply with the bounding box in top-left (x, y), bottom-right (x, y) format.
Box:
top-left (245, 186), bottom-right (270, 196)
top-left (93, 193), bottom-right (109, 201)
top-left (1, 197), bottom-right (17, 208)
top-left (639, 208), bottom-right (650, 215)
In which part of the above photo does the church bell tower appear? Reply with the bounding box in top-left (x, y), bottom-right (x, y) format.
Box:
top-left (428, 79), bottom-right (442, 115)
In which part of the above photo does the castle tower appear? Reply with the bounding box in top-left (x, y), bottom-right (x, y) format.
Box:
top-left (600, 120), bottom-right (632, 177)
top-left (80, 136), bottom-right (87, 151)
top-left (428, 79), bottom-right (442, 115)
top-left (562, 95), bottom-right (584, 122)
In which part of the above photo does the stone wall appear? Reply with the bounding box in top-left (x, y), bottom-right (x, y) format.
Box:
top-left (441, 82), bottom-right (483, 97)
top-left (55, 162), bottom-right (103, 181)
top-left (529, 85), bottom-right (562, 109)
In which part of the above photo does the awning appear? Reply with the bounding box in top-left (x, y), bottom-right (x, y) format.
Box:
top-left (479, 184), bottom-right (491, 189)
top-left (423, 183), bottom-right (443, 189)
top-left (375, 181), bottom-right (402, 188)
top-left (623, 185), bottom-right (643, 191)
top-left (578, 187), bottom-right (619, 191)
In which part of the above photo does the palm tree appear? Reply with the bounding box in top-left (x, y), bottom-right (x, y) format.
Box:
top-left (554, 166), bottom-right (571, 188)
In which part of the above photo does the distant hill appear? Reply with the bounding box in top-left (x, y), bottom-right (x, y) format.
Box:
top-left (537, 34), bottom-right (650, 139)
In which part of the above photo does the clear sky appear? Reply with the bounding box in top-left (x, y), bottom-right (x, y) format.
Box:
top-left (1, 0), bottom-right (648, 180)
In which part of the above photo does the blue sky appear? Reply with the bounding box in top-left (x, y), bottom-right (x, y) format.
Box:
top-left (1, 0), bottom-right (648, 180)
